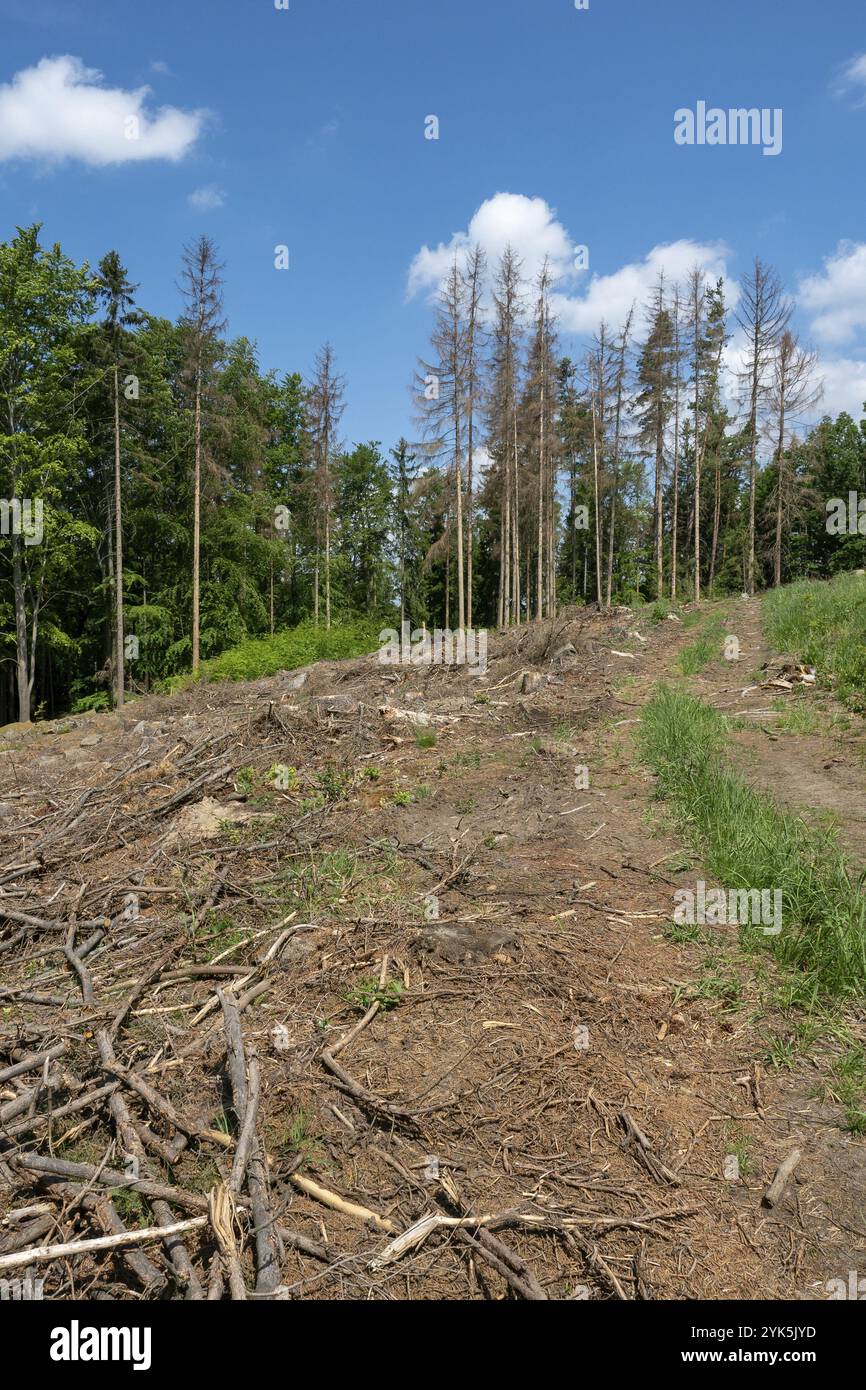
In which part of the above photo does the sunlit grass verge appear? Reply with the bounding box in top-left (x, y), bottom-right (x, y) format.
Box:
top-left (161, 619), bottom-right (382, 692)
top-left (763, 573), bottom-right (866, 713)
top-left (640, 684), bottom-right (866, 1001)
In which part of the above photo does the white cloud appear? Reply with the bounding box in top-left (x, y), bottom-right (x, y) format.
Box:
top-left (808, 356), bottom-right (866, 420)
top-left (0, 55), bottom-right (205, 165)
top-left (834, 52), bottom-right (866, 105)
top-left (407, 192), bottom-right (579, 302)
top-left (798, 241), bottom-right (866, 345)
top-left (188, 183), bottom-right (225, 210)
top-left (554, 239), bottom-right (734, 336)
top-left (406, 193), bottom-right (732, 337)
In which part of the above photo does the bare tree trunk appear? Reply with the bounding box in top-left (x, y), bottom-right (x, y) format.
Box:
top-left (512, 413), bottom-right (521, 624)
top-left (606, 316), bottom-right (631, 607)
top-left (313, 547), bottom-right (319, 627)
top-left (466, 427), bottom-right (473, 630)
top-left (12, 528), bottom-right (30, 722)
top-left (591, 387), bottom-right (603, 607)
top-left (454, 447), bottom-right (464, 631)
top-left (536, 370), bottom-right (545, 621)
top-left (653, 425), bottom-right (664, 599)
top-left (113, 366), bottom-right (125, 707)
top-left (503, 454), bottom-right (511, 626)
top-left (192, 367), bottom-right (202, 673)
top-left (693, 316), bottom-right (701, 605)
top-left (324, 499), bottom-right (331, 630)
top-left (709, 463), bottom-right (721, 593)
top-left (671, 296), bottom-right (681, 601)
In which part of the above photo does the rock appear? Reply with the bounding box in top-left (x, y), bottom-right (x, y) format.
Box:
top-left (130, 720), bottom-right (164, 738)
top-left (1, 721), bottom-right (34, 740)
top-left (379, 704), bottom-right (431, 727)
top-left (521, 672), bottom-right (545, 695)
top-left (168, 797), bottom-right (267, 843)
top-left (313, 694), bottom-right (359, 716)
top-left (0, 802), bottom-right (14, 817)
top-left (551, 642), bottom-right (577, 669)
top-left (411, 923), bottom-right (519, 964)
top-left (80, 734), bottom-right (102, 747)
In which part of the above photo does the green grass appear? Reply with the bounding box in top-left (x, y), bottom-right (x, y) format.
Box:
top-left (763, 573), bottom-right (866, 713)
top-left (161, 618), bottom-right (382, 691)
top-left (639, 684), bottom-right (866, 1000)
top-left (676, 617), bottom-right (726, 675)
top-left (770, 694), bottom-right (848, 736)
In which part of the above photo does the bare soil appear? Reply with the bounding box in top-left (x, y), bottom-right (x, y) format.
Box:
top-left (1, 599), bottom-right (863, 1300)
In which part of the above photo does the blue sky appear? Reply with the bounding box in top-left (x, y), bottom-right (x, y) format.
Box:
top-left (2, 0), bottom-right (866, 447)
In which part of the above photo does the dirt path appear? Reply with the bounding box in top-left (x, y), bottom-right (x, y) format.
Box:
top-left (1, 600), bottom-right (863, 1300)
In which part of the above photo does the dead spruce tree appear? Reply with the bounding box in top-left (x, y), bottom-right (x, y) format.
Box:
top-left (605, 307), bottom-right (634, 608)
top-left (488, 245), bottom-right (525, 626)
top-left (636, 278), bottom-right (674, 599)
top-left (180, 235), bottom-right (225, 673)
top-left (526, 260), bottom-right (558, 620)
top-left (417, 257), bottom-right (468, 630)
top-left (463, 244), bottom-right (486, 630)
top-left (736, 258), bottom-right (791, 596)
top-left (306, 343), bottom-right (345, 629)
top-left (769, 329), bottom-right (821, 587)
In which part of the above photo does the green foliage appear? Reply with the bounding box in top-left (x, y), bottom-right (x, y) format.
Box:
top-left (70, 691), bottom-right (111, 714)
top-left (163, 618), bottom-right (380, 689)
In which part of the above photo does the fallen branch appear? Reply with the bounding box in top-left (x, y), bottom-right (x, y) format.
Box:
top-left (0, 1217), bottom-right (207, 1273)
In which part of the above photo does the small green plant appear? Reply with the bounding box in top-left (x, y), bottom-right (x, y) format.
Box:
top-left (452, 749), bottom-right (482, 769)
top-left (724, 1127), bottom-right (753, 1177)
top-left (313, 765), bottom-right (354, 802)
top-left (415, 728), bottom-right (437, 749)
top-left (764, 1035), bottom-right (797, 1070)
top-left (269, 763), bottom-right (299, 791)
top-left (110, 1189), bottom-right (148, 1224)
top-left (385, 789), bottom-right (412, 807)
top-left (346, 977), bottom-right (404, 1011)
top-left (663, 920), bottom-right (707, 945)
